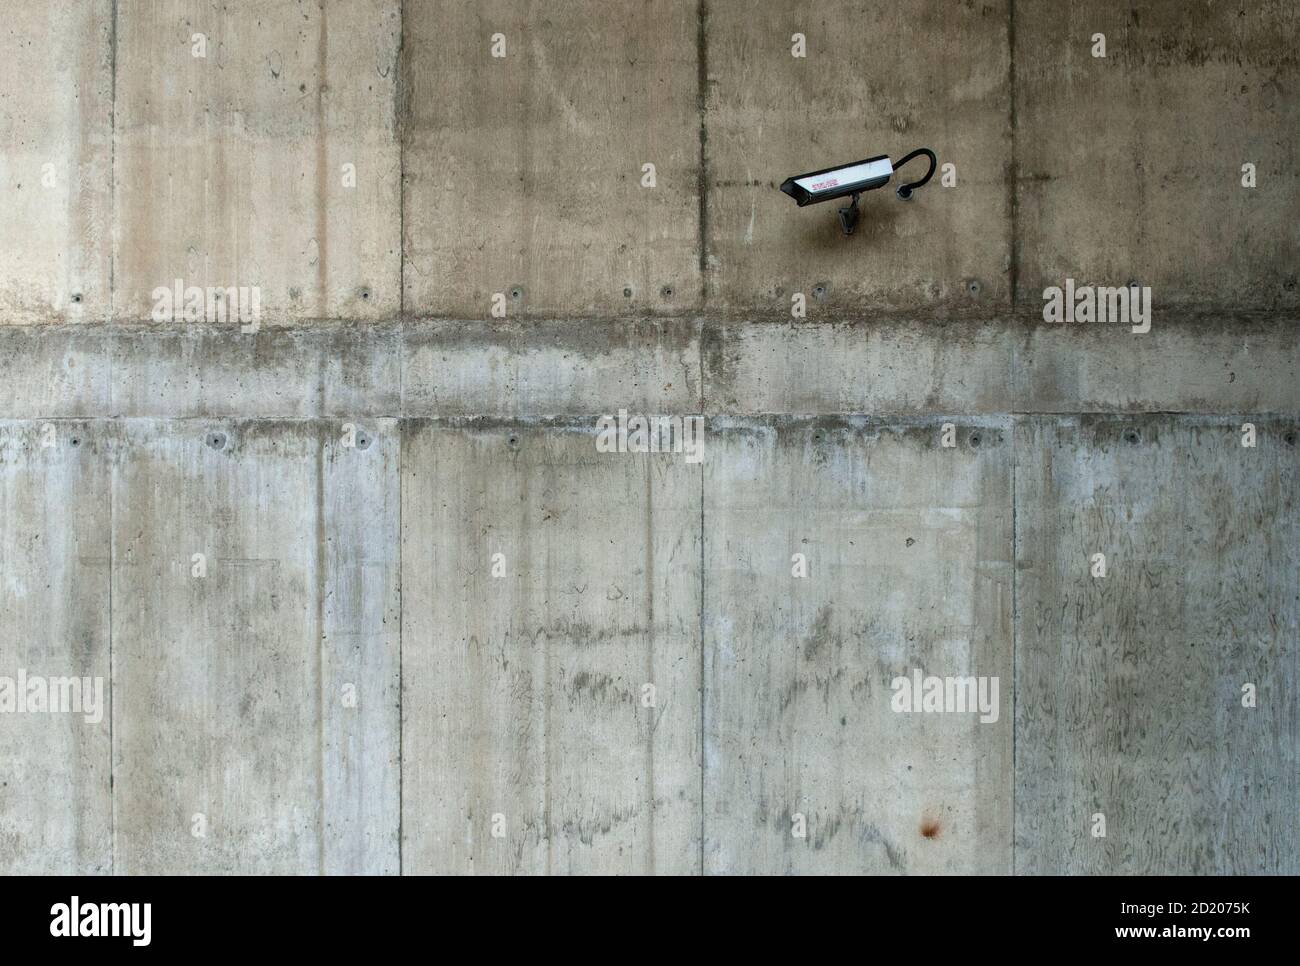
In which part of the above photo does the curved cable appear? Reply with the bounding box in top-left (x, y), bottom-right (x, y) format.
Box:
top-left (893, 147), bottom-right (937, 200)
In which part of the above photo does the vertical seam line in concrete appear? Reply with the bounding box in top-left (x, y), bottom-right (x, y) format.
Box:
top-left (644, 463), bottom-right (656, 872)
top-left (1010, 414), bottom-right (1018, 875)
top-left (697, 332), bottom-right (706, 876)
top-left (108, 0), bottom-right (118, 321)
top-left (314, 7), bottom-right (330, 315)
top-left (397, 419), bottom-right (404, 876)
top-left (107, 0), bottom-right (119, 876)
top-left (1007, 0), bottom-right (1018, 309)
top-left (397, 0), bottom-right (406, 321)
top-left (396, 0), bottom-right (406, 878)
top-left (695, 0), bottom-right (710, 306)
top-left (315, 433), bottom-right (327, 875)
top-left (108, 429), bottom-right (117, 875)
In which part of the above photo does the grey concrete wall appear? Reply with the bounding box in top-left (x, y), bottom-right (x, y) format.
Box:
top-left (110, 419), bottom-right (400, 874)
top-left (113, 0), bottom-right (402, 321)
top-left (703, 417), bottom-right (1013, 874)
top-left (1, 0), bottom-right (1296, 875)
top-left (0, 420), bottom-right (113, 873)
top-left (401, 421), bottom-right (702, 874)
top-left (1014, 415), bottom-right (1298, 874)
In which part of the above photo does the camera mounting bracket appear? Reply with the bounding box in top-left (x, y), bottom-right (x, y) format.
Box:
top-left (836, 192), bottom-right (861, 236)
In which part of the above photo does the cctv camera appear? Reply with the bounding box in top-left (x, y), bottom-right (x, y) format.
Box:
top-left (779, 147), bottom-right (937, 234)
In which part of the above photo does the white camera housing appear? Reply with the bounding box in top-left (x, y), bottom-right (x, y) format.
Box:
top-left (781, 156), bottom-right (894, 206)
top-left (779, 147), bottom-right (937, 235)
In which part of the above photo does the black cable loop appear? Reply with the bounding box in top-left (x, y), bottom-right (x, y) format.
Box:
top-left (893, 147), bottom-right (937, 200)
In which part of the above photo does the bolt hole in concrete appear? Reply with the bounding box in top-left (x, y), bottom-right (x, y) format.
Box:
top-left (71, 293), bottom-right (82, 304)
top-left (812, 283), bottom-right (827, 300)
top-left (660, 285), bottom-right (674, 299)
top-left (70, 436), bottom-right (81, 447)
top-left (359, 287), bottom-right (371, 301)
top-left (205, 432), bottom-right (227, 450)
top-left (1125, 429), bottom-right (1141, 445)
top-left (508, 435), bottom-right (519, 448)
top-left (356, 433), bottom-right (372, 450)
top-left (510, 286), bottom-right (523, 301)
top-left (623, 287), bottom-right (632, 298)
top-left (969, 432), bottom-right (982, 448)
top-left (966, 279), bottom-right (981, 296)
top-left (1285, 431), bottom-right (1297, 446)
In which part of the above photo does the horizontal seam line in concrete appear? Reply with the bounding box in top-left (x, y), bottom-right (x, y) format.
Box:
top-left (7, 411), bottom-right (1298, 421)
top-left (5, 309), bottom-right (1300, 328)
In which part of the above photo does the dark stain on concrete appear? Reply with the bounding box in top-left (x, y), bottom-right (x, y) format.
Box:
top-left (802, 604), bottom-right (834, 661)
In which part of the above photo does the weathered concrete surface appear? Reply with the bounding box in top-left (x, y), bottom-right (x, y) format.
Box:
top-left (3, 1), bottom-right (1299, 324)
top-left (704, 417), bottom-right (1013, 873)
top-left (113, 0), bottom-right (401, 321)
top-left (402, 0), bottom-right (700, 319)
top-left (7, 319), bottom-right (1299, 420)
top-left (319, 415), bottom-right (401, 874)
top-left (0, 2), bottom-right (113, 324)
top-left (401, 421), bottom-right (702, 873)
top-left (104, 325), bottom-right (404, 419)
top-left (0, 421), bottom-right (113, 873)
top-left (0, 341), bottom-right (1295, 876)
top-left (0, 325), bottom-right (404, 419)
top-left (403, 319), bottom-right (701, 417)
top-left (704, 0), bottom-right (1011, 318)
top-left (705, 318), bottom-right (1300, 415)
top-left (1011, 319), bottom-right (1300, 415)
top-left (0, 327), bottom-right (115, 418)
top-left (1015, 1), bottom-right (1300, 311)
top-left (703, 321), bottom-right (1016, 415)
top-left (110, 419), bottom-right (399, 874)
top-left (1015, 415), bottom-right (1299, 874)
top-left (2, 0), bottom-right (1298, 878)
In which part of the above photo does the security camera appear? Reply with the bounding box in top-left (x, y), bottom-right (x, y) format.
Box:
top-left (779, 148), bottom-right (937, 234)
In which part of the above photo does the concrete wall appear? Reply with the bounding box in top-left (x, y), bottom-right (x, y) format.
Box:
top-left (1, 0), bottom-right (1296, 874)
top-left (703, 416), bottom-right (1013, 874)
top-left (1015, 415), bottom-right (1297, 874)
